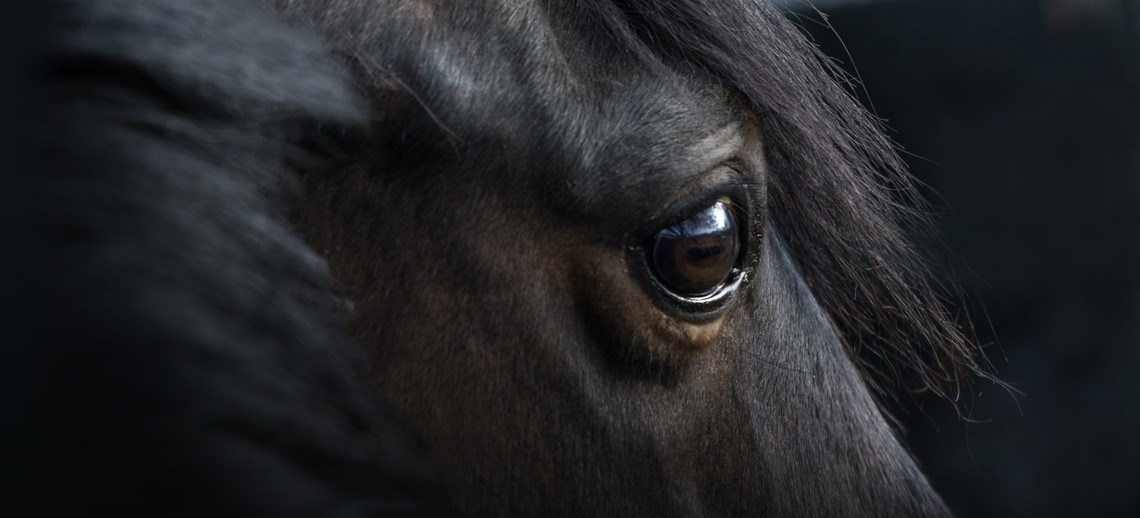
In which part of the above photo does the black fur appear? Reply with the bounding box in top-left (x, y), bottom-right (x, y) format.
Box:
top-left (18, 0), bottom-right (992, 515)
top-left (23, 1), bottom-right (442, 514)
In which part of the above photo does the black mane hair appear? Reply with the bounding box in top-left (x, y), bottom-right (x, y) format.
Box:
top-left (21, 0), bottom-right (444, 513)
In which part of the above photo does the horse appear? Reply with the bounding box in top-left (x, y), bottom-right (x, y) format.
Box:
top-left (17, 0), bottom-right (991, 515)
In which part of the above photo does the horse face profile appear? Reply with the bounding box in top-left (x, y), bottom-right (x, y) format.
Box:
top-left (28, 0), bottom-right (987, 515)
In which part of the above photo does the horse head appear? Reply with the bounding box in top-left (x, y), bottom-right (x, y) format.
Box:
top-left (269, 0), bottom-right (988, 514)
top-left (31, 0), bottom-right (993, 515)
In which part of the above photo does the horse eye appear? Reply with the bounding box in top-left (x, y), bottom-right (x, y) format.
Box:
top-left (651, 199), bottom-right (741, 297)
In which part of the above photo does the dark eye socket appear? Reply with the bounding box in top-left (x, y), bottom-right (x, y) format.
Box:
top-left (651, 198), bottom-right (741, 298)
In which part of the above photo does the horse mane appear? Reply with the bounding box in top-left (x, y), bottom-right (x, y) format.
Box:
top-left (581, 0), bottom-right (999, 409)
top-left (29, 0), bottom-right (445, 511)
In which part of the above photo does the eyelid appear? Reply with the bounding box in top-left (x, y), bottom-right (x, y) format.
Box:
top-left (647, 165), bottom-right (747, 233)
top-left (684, 123), bottom-right (745, 174)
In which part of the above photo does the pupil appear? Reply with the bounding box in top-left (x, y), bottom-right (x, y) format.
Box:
top-left (652, 199), bottom-right (740, 297)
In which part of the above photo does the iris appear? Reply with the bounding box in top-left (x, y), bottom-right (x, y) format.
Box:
top-left (651, 199), bottom-right (740, 297)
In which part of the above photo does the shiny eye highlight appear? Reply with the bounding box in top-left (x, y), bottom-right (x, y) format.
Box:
top-left (651, 199), bottom-right (740, 298)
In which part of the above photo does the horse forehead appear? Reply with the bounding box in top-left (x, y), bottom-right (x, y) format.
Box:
top-left (406, 1), bottom-right (738, 195)
top-left (406, 5), bottom-right (718, 126)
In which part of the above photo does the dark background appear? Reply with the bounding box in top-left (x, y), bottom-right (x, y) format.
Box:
top-left (781, 0), bottom-right (1140, 515)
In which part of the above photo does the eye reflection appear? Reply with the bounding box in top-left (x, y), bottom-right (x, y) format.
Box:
top-left (651, 199), bottom-right (740, 297)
